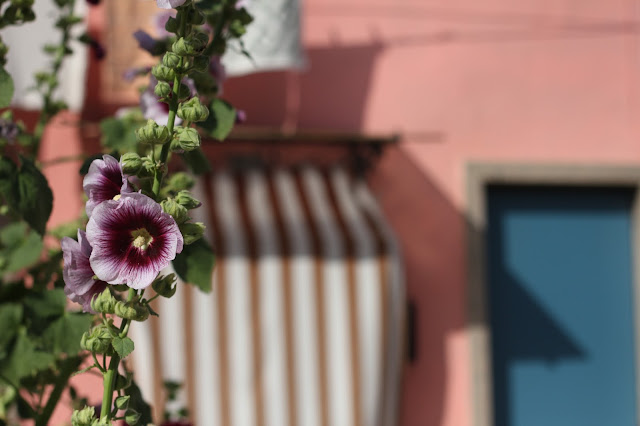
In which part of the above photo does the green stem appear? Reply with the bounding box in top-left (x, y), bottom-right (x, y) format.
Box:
top-left (99, 288), bottom-right (135, 420)
top-left (152, 10), bottom-right (189, 197)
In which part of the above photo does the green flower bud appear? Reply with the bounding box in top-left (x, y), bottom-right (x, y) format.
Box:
top-left (188, 8), bottom-right (205, 25)
top-left (138, 156), bottom-right (156, 178)
top-left (152, 274), bottom-right (177, 298)
top-left (120, 152), bottom-right (143, 175)
top-left (80, 325), bottom-right (113, 354)
top-left (166, 172), bottom-right (195, 191)
top-left (162, 51), bottom-right (181, 70)
top-left (154, 81), bottom-right (172, 100)
top-left (161, 198), bottom-right (189, 224)
top-left (71, 406), bottom-right (95, 426)
top-left (90, 288), bottom-right (117, 314)
top-left (192, 32), bottom-right (209, 49)
top-left (174, 126), bottom-right (201, 151)
top-left (115, 395), bottom-right (130, 410)
top-left (114, 373), bottom-right (132, 390)
top-left (177, 97), bottom-right (209, 122)
top-left (125, 409), bottom-right (141, 425)
top-left (165, 16), bottom-right (179, 34)
top-left (177, 83), bottom-right (191, 100)
top-left (115, 300), bottom-right (149, 322)
top-left (136, 119), bottom-right (171, 145)
top-left (191, 55), bottom-right (209, 72)
top-left (180, 222), bottom-right (205, 245)
top-left (172, 37), bottom-right (195, 57)
top-left (151, 64), bottom-right (176, 82)
top-left (175, 189), bottom-right (201, 209)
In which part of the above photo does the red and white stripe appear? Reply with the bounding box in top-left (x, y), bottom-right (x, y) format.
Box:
top-left (129, 165), bottom-right (405, 426)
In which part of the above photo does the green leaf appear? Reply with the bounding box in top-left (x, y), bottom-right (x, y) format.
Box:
top-left (0, 67), bottom-right (14, 108)
top-left (100, 117), bottom-right (138, 152)
top-left (180, 149), bottom-right (212, 175)
top-left (124, 379), bottom-right (153, 426)
top-left (198, 98), bottom-right (236, 141)
top-left (0, 304), bottom-right (22, 350)
top-left (112, 336), bottom-right (134, 359)
top-left (24, 289), bottom-right (66, 320)
top-left (0, 222), bottom-right (43, 273)
top-left (41, 312), bottom-right (93, 355)
top-left (0, 156), bottom-right (18, 206)
top-left (0, 327), bottom-right (54, 386)
top-left (16, 157), bottom-right (53, 235)
top-left (172, 238), bottom-right (215, 293)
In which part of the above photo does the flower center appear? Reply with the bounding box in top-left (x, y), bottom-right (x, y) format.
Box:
top-left (113, 194), bottom-right (121, 201)
top-left (131, 228), bottom-right (153, 250)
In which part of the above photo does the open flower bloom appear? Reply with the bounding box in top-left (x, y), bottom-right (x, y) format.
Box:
top-left (62, 229), bottom-right (107, 313)
top-left (83, 154), bottom-right (132, 217)
top-left (86, 192), bottom-right (184, 289)
top-left (156, 0), bottom-right (186, 9)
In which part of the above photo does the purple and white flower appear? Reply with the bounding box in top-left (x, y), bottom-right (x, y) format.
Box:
top-left (86, 192), bottom-right (184, 289)
top-left (156, 0), bottom-right (186, 10)
top-left (61, 230), bottom-right (107, 313)
top-left (83, 154), bottom-right (132, 217)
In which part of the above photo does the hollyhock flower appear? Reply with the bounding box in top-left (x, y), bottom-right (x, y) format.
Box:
top-left (62, 230), bottom-right (107, 313)
top-left (87, 192), bottom-right (184, 290)
top-left (83, 154), bottom-right (132, 217)
top-left (153, 10), bottom-right (176, 38)
top-left (133, 30), bottom-right (163, 55)
top-left (123, 66), bottom-right (151, 82)
top-left (156, 0), bottom-right (186, 10)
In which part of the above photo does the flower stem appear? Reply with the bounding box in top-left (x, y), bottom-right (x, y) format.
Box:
top-left (152, 10), bottom-right (189, 198)
top-left (99, 288), bottom-right (135, 420)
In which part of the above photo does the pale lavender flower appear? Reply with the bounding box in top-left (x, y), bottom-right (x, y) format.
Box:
top-left (153, 10), bottom-right (176, 38)
top-left (62, 229), bottom-right (107, 313)
top-left (123, 66), bottom-right (151, 82)
top-left (156, 0), bottom-right (186, 10)
top-left (83, 154), bottom-right (132, 217)
top-left (133, 30), bottom-right (160, 55)
top-left (87, 192), bottom-right (184, 290)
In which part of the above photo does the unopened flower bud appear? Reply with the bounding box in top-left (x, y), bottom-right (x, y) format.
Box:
top-left (188, 8), bottom-right (205, 25)
top-left (166, 172), bottom-right (194, 191)
top-left (174, 126), bottom-right (201, 151)
top-left (191, 55), bottom-right (209, 72)
top-left (115, 395), bottom-right (131, 410)
top-left (80, 325), bottom-right (113, 354)
top-left (177, 83), bottom-right (191, 100)
top-left (175, 189), bottom-right (201, 209)
top-left (177, 97), bottom-right (209, 122)
top-left (71, 406), bottom-right (95, 426)
top-left (90, 288), bottom-right (116, 314)
top-left (151, 64), bottom-right (176, 82)
top-left (120, 152), bottom-right (143, 175)
top-left (136, 119), bottom-right (171, 145)
top-left (180, 222), bottom-right (205, 245)
top-left (165, 16), bottom-right (179, 34)
top-left (115, 300), bottom-right (149, 321)
top-left (125, 409), bottom-right (141, 425)
top-left (161, 198), bottom-right (189, 224)
top-left (152, 273), bottom-right (177, 298)
top-left (154, 81), bottom-right (172, 99)
top-left (139, 156), bottom-right (156, 178)
top-left (162, 51), bottom-right (181, 69)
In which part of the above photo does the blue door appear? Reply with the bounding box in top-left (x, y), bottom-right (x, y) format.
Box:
top-left (487, 185), bottom-right (638, 426)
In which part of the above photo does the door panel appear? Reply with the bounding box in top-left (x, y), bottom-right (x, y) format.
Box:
top-left (487, 186), bottom-right (637, 426)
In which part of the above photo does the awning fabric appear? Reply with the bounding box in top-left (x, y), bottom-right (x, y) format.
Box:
top-left (129, 165), bottom-right (405, 426)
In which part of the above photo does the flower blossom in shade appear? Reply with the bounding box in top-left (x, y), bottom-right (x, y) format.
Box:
top-left (62, 230), bottom-right (107, 313)
top-left (156, 0), bottom-right (186, 9)
top-left (83, 154), bottom-right (132, 217)
top-left (87, 192), bottom-right (184, 290)
top-left (140, 77), bottom-right (186, 126)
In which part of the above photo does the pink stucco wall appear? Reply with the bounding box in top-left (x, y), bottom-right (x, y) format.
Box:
top-left (42, 1), bottom-right (640, 425)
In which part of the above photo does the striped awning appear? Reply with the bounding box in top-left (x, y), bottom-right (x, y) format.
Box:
top-left (129, 165), bottom-right (405, 426)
